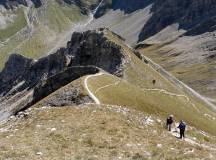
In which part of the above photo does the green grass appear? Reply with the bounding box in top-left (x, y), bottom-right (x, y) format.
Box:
top-left (0, 0), bottom-right (92, 70)
top-left (0, 8), bottom-right (27, 41)
top-left (37, 1), bottom-right (87, 33)
top-left (14, 25), bottom-right (54, 59)
top-left (104, 30), bottom-right (185, 94)
top-left (0, 29), bottom-right (29, 69)
top-left (138, 43), bottom-right (216, 103)
top-left (61, 3), bottom-right (87, 22)
top-left (87, 73), bottom-right (216, 135)
top-left (74, 29), bottom-right (216, 135)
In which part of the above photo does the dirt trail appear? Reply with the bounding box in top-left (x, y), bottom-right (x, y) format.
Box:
top-left (84, 72), bottom-right (200, 113)
top-left (84, 73), bottom-right (104, 105)
top-left (169, 127), bottom-right (216, 151)
top-left (143, 55), bottom-right (216, 112)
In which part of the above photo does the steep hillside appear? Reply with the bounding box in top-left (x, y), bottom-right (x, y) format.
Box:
top-left (87, 0), bottom-right (216, 106)
top-left (0, 1), bottom-right (216, 159)
top-left (0, 104), bottom-right (215, 159)
top-left (0, 28), bottom-right (216, 159)
top-left (0, 29), bottom-right (125, 121)
top-left (1, 29), bottom-right (216, 136)
top-left (0, 0), bottom-right (100, 69)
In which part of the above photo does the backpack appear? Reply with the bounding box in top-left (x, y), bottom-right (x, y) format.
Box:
top-left (179, 122), bottom-right (186, 130)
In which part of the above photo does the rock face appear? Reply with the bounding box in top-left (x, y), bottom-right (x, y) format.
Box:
top-left (66, 30), bottom-right (124, 76)
top-left (138, 0), bottom-right (216, 41)
top-left (0, 29), bottom-right (126, 120)
top-left (32, 66), bottom-right (99, 106)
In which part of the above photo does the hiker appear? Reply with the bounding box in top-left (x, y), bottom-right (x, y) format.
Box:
top-left (166, 115), bottom-right (174, 131)
top-left (178, 120), bottom-right (186, 139)
top-left (152, 79), bottom-right (156, 85)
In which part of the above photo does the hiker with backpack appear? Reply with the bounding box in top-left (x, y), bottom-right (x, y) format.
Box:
top-left (166, 115), bottom-right (174, 131)
top-left (177, 120), bottom-right (186, 139)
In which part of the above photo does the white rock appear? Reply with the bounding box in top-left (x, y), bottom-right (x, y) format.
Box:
top-left (157, 144), bottom-right (162, 148)
top-left (153, 130), bottom-right (157, 134)
top-left (36, 125), bottom-right (42, 128)
top-left (51, 128), bottom-right (56, 132)
top-left (36, 152), bottom-right (43, 156)
top-left (126, 143), bottom-right (132, 147)
top-left (145, 117), bottom-right (154, 125)
top-left (156, 119), bottom-right (162, 123)
top-left (10, 115), bottom-right (16, 120)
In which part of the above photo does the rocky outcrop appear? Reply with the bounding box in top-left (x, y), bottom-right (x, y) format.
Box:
top-left (0, 29), bottom-right (126, 120)
top-left (65, 30), bottom-right (125, 76)
top-left (32, 66), bottom-right (99, 106)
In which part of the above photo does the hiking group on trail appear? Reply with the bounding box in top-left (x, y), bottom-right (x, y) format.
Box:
top-left (166, 115), bottom-right (186, 139)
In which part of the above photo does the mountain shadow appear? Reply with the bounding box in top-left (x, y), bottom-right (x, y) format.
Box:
top-left (94, 0), bottom-right (154, 18)
top-left (138, 0), bottom-right (216, 42)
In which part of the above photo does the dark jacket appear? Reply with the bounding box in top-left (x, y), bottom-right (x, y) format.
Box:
top-left (166, 118), bottom-right (173, 125)
top-left (178, 122), bottom-right (186, 130)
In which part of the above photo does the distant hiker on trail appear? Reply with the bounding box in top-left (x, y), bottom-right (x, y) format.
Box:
top-left (178, 120), bottom-right (186, 139)
top-left (152, 79), bottom-right (156, 85)
top-left (166, 115), bottom-right (174, 131)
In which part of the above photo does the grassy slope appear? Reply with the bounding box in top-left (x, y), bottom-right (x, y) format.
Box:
top-left (0, 105), bottom-right (215, 159)
top-left (137, 43), bottom-right (216, 102)
top-left (0, 8), bottom-right (27, 41)
top-left (87, 73), bottom-right (216, 135)
top-left (14, 1), bottom-right (86, 59)
top-left (82, 30), bottom-right (216, 136)
top-left (0, 28), bottom-right (215, 158)
top-left (0, 0), bottom-right (98, 69)
top-left (27, 29), bottom-right (216, 135)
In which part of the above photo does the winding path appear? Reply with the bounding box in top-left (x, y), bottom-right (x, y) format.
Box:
top-left (84, 72), bottom-right (198, 111)
top-left (84, 73), bottom-right (104, 105)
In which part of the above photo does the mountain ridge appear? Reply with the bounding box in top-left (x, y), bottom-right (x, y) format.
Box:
top-left (0, 1), bottom-right (216, 159)
top-left (87, 0), bottom-right (216, 106)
